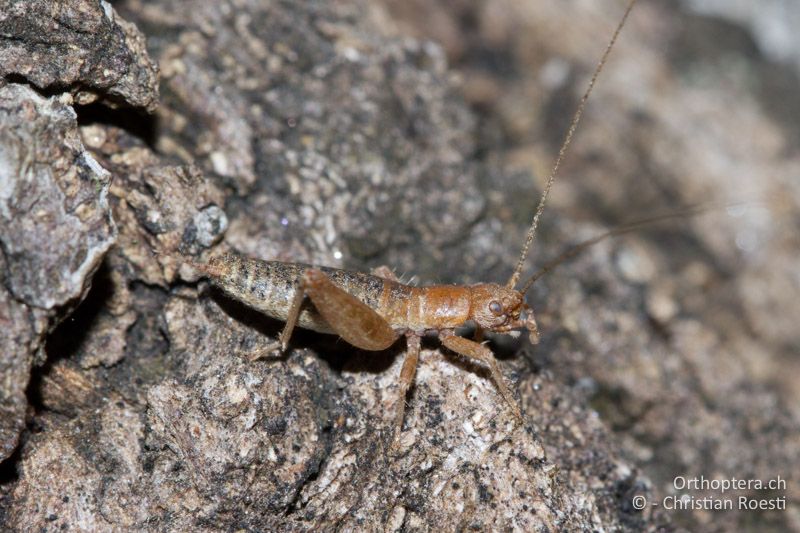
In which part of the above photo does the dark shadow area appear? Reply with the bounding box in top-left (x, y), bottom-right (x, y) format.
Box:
top-left (487, 331), bottom-right (527, 361)
top-left (76, 101), bottom-right (159, 149)
top-left (44, 262), bottom-right (114, 363)
top-left (3, 75), bottom-right (159, 148)
top-left (209, 286), bottom-right (291, 345)
top-left (28, 262), bottom-right (115, 412)
top-left (0, 442), bottom-right (21, 488)
top-left (314, 335), bottom-right (400, 376)
top-left (1, 73), bottom-right (74, 99)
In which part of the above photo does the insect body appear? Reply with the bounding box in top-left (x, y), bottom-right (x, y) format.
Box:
top-left (194, 0), bottom-right (638, 441)
top-left (196, 254), bottom-right (539, 436)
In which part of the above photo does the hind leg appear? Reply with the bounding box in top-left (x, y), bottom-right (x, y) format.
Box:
top-left (249, 268), bottom-right (399, 359)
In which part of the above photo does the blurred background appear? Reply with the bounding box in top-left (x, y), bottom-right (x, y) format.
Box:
top-left (381, 0), bottom-right (800, 530)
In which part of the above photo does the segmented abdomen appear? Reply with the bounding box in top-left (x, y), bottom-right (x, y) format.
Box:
top-left (203, 254), bottom-right (388, 334)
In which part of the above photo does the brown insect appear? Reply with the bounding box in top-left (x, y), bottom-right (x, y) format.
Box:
top-left (193, 0), bottom-right (639, 440)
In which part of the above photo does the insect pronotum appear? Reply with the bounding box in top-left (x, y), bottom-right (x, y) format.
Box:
top-left (193, 0), bottom-right (639, 441)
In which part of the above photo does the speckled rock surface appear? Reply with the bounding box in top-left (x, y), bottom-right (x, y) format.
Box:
top-left (2, 0), bottom-right (800, 531)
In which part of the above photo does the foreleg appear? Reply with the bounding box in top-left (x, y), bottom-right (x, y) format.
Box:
top-left (394, 333), bottom-right (421, 440)
top-left (440, 334), bottom-right (523, 422)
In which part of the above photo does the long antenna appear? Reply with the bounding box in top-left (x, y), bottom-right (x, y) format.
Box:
top-left (519, 210), bottom-right (698, 294)
top-left (507, 0), bottom-right (638, 289)
top-left (517, 200), bottom-right (757, 295)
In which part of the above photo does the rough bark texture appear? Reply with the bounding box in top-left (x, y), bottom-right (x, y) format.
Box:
top-left (0, 0), bottom-right (159, 111)
top-left (1, 0), bottom-right (799, 531)
top-left (0, 83), bottom-right (116, 463)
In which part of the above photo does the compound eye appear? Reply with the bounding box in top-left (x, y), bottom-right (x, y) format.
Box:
top-left (489, 300), bottom-right (503, 316)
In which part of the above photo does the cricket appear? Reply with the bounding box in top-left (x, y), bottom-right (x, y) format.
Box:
top-left (193, 0), bottom-right (638, 440)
